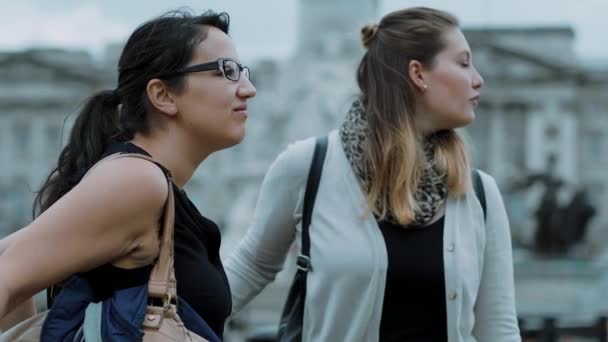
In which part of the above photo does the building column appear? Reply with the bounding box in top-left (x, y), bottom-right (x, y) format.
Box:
top-left (488, 108), bottom-right (506, 182)
top-left (526, 101), bottom-right (577, 183)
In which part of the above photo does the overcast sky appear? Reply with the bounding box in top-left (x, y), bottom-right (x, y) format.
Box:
top-left (1, 0), bottom-right (606, 64)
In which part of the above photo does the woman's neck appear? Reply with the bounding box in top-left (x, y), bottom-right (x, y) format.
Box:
top-left (130, 133), bottom-right (211, 188)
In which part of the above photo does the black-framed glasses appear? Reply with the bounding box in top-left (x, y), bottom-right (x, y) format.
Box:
top-left (159, 58), bottom-right (250, 82)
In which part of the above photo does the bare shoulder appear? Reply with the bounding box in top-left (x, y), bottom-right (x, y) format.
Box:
top-left (76, 156), bottom-right (169, 213)
top-left (32, 155), bottom-right (171, 244)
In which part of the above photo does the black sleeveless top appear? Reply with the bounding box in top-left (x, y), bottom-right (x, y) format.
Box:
top-left (377, 216), bottom-right (448, 341)
top-left (82, 142), bottom-right (232, 337)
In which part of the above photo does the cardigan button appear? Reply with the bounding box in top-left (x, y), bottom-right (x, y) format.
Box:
top-left (447, 243), bottom-right (455, 252)
top-left (449, 292), bottom-right (458, 300)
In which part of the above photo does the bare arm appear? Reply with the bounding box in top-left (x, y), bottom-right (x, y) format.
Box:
top-left (0, 236), bottom-right (8, 256)
top-left (0, 229), bottom-right (26, 257)
top-left (0, 157), bottom-right (168, 319)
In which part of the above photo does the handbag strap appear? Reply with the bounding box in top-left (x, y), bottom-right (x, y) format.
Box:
top-left (471, 168), bottom-right (487, 222)
top-left (82, 152), bottom-right (177, 305)
top-left (296, 136), bottom-right (328, 273)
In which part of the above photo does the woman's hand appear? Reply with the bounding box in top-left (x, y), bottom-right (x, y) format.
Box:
top-left (0, 296), bottom-right (36, 332)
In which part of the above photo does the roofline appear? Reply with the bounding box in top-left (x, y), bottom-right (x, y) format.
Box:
top-left (0, 51), bottom-right (101, 85)
top-left (463, 26), bottom-right (575, 37)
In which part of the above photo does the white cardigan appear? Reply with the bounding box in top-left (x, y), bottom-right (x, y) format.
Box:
top-left (225, 130), bottom-right (521, 342)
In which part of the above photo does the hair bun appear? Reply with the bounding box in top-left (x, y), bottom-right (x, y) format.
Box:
top-left (361, 23), bottom-right (379, 49)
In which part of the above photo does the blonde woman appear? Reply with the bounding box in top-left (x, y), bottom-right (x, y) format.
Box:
top-left (226, 7), bottom-right (520, 342)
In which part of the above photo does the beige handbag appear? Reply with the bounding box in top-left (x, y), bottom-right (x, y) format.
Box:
top-left (0, 153), bottom-right (209, 342)
top-left (137, 153), bottom-right (208, 342)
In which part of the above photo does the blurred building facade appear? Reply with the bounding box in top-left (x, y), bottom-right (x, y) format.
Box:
top-left (0, 49), bottom-right (108, 235)
top-left (465, 27), bottom-right (608, 250)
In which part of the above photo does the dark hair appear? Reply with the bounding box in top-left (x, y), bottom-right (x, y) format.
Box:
top-left (356, 7), bottom-right (471, 225)
top-left (33, 10), bottom-right (230, 217)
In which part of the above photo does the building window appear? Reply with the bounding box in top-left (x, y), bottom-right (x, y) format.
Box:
top-left (545, 124), bottom-right (559, 140)
top-left (503, 102), bottom-right (528, 113)
top-left (0, 179), bottom-right (31, 236)
top-left (504, 105), bottom-right (527, 169)
top-left (585, 131), bottom-right (603, 163)
top-left (12, 121), bottom-right (31, 160)
top-left (45, 123), bottom-right (62, 157)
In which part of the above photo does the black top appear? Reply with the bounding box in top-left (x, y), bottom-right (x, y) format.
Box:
top-left (377, 216), bottom-right (448, 342)
top-left (84, 142), bottom-right (232, 337)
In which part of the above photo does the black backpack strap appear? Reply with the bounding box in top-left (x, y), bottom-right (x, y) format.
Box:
top-left (297, 136), bottom-right (328, 273)
top-left (472, 168), bottom-right (487, 222)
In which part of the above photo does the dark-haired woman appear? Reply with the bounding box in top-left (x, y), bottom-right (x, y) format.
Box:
top-left (0, 9), bottom-right (255, 340)
top-left (226, 7), bottom-right (519, 342)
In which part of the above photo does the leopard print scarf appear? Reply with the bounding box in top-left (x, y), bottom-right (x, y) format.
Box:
top-left (339, 100), bottom-right (448, 226)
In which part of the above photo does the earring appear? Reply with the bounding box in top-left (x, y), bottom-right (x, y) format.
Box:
top-left (423, 84), bottom-right (428, 91)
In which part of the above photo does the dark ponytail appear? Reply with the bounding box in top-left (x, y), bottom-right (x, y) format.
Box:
top-left (33, 90), bottom-right (122, 217)
top-left (33, 10), bottom-right (230, 217)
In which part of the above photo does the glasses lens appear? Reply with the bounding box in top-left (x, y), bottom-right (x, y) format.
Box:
top-left (223, 60), bottom-right (239, 81)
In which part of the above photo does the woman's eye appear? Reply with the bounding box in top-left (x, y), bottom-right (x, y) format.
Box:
top-left (225, 68), bottom-right (236, 77)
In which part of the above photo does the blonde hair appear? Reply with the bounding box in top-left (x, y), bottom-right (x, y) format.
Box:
top-left (357, 7), bottom-right (470, 225)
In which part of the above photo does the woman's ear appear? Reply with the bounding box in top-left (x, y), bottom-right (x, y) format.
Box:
top-left (408, 60), bottom-right (428, 92)
top-left (146, 79), bottom-right (178, 116)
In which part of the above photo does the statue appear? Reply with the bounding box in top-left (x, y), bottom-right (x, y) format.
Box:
top-left (509, 154), bottom-right (596, 256)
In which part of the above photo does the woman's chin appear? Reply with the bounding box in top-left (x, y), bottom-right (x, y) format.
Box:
top-left (227, 129), bottom-right (247, 148)
top-left (457, 111), bottom-right (476, 127)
